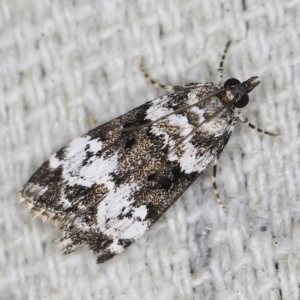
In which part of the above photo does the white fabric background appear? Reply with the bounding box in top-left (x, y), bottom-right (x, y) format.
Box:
top-left (1, 0), bottom-right (300, 299)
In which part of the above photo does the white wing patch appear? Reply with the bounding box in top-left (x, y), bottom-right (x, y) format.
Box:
top-left (146, 90), bottom-right (230, 173)
top-left (51, 136), bottom-right (119, 189)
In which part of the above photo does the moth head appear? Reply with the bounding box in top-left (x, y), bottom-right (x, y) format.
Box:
top-left (224, 76), bottom-right (261, 108)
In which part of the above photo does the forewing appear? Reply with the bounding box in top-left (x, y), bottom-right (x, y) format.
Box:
top-left (19, 87), bottom-right (236, 263)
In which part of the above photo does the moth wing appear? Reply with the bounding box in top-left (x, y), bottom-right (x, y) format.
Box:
top-left (19, 88), bottom-right (235, 263)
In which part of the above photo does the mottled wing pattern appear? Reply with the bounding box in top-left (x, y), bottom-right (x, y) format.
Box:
top-left (19, 85), bottom-right (237, 263)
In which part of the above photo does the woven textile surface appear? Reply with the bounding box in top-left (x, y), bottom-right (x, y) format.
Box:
top-left (1, 0), bottom-right (300, 299)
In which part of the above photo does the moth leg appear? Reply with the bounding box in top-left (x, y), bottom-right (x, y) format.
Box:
top-left (217, 40), bottom-right (231, 86)
top-left (88, 114), bottom-right (100, 127)
top-left (236, 111), bottom-right (280, 137)
top-left (139, 64), bottom-right (176, 92)
top-left (212, 156), bottom-right (227, 211)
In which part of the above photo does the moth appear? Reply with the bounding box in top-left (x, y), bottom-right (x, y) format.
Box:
top-left (18, 42), bottom-right (277, 263)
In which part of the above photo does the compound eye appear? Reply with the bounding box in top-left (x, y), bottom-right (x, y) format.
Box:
top-left (224, 78), bottom-right (241, 87)
top-left (234, 94), bottom-right (249, 108)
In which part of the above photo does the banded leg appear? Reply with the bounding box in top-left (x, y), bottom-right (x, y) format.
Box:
top-left (217, 40), bottom-right (231, 86)
top-left (139, 64), bottom-right (175, 92)
top-left (211, 156), bottom-right (227, 211)
top-left (236, 111), bottom-right (279, 137)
